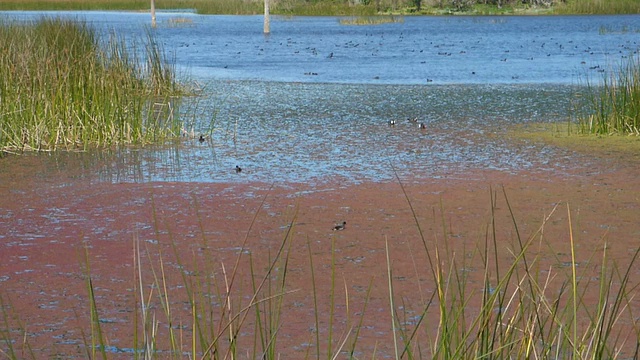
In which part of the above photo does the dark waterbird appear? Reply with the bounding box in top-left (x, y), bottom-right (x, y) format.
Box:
top-left (333, 221), bottom-right (346, 231)
top-left (235, 165), bottom-right (242, 173)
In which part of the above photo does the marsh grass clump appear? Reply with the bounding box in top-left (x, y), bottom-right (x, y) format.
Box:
top-left (598, 24), bottom-right (640, 35)
top-left (166, 17), bottom-right (195, 27)
top-left (0, 17), bottom-right (183, 153)
top-left (339, 15), bottom-right (404, 25)
top-left (573, 54), bottom-right (640, 136)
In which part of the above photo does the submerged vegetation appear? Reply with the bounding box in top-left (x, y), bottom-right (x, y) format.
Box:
top-left (1, 188), bottom-right (639, 358)
top-left (0, 0), bottom-right (639, 15)
top-left (0, 18), bottom-right (183, 153)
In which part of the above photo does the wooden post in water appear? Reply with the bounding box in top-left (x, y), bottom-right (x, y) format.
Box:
top-left (263, 0), bottom-right (270, 34)
top-left (151, 0), bottom-right (157, 27)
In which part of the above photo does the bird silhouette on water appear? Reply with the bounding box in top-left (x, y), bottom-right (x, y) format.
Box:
top-left (333, 221), bottom-right (346, 231)
top-left (235, 165), bottom-right (242, 173)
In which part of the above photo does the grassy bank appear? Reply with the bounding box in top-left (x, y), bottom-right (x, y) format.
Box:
top-left (1, 187), bottom-right (638, 359)
top-left (1, 0), bottom-right (639, 15)
top-left (554, 0), bottom-right (640, 15)
top-left (0, 0), bottom-right (151, 11)
top-left (0, 18), bottom-right (183, 153)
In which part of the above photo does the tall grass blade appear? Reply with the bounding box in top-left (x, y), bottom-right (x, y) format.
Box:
top-left (83, 246), bottom-right (107, 360)
top-left (307, 237), bottom-right (321, 360)
top-left (384, 237), bottom-right (400, 360)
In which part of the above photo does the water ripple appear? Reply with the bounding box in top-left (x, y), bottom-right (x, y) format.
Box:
top-left (31, 82), bottom-right (592, 185)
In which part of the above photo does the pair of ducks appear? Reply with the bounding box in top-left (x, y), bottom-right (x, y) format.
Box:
top-left (198, 135), bottom-right (242, 173)
top-left (389, 117), bottom-right (426, 129)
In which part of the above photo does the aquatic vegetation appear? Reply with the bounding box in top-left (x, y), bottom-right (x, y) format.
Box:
top-left (1, 187), bottom-right (638, 359)
top-left (0, 18), bottom-right (183, 153)
top-left (599, 24), bottom-right (640, 35)
top-left (166, 17), bottom-right (195, 27)
top-left (573, 54), bottom-right (640, 135)
top-left (339, 15), bottom-right (404, 26)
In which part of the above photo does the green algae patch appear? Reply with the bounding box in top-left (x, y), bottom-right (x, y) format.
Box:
top-left (510, 122), bottom-right (640, 162)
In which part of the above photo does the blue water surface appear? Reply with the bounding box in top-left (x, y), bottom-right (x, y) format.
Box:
top-left (3, 11), bottom-right (639, 85)
top-left (2, 11), bottom-right (639, 184)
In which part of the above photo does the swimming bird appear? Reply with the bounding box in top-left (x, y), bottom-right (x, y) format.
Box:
top-left (419, 123), bottom-right (426, 130)
top-left (235, 165), bottom-right (242, 173)
top-left (408, 117), bottom-right (418, 123)
top-left (388, 119), bottom-right (396, 126)
top-left (199, 134), bottom-right (206, 143)
top-left (333, 221), bottom-right (346, 231)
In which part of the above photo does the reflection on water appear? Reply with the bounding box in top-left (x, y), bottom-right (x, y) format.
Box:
top-left (1, 12), bottom-right (637, 184)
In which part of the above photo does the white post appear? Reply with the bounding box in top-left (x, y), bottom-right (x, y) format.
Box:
top-left (264, 0), bottom-right (270, 34)
top-left (151, 0), bottom-right (157, 28)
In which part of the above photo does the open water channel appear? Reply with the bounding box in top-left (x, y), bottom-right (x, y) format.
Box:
top-left (2, 11), bottom-right (640, 184)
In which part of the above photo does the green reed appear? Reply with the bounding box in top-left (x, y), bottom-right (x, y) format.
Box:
top-left (389, 180), bottom-right (640, 359)
top-left (554, 0), bottom-right (640, 14)
top-left (0, 18), bottom-right (183, 153)
top-left (0, 295), bottom-right (35, 359)
top-left (2, 183), bottom-right (639, 358)
top-left (274, 1), bottom-right (377, 16)
top-left (573, 54), bottom-right (640, 135)
top-left (0, 0), bottom-right (149, 11)
top-left (153, 190), bottom-right (639, 358)
top-left (183, 0), bottom-right (264, 15)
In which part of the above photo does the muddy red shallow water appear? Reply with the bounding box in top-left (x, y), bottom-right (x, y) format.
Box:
top-left (1, 152), bottom-right (640, 359)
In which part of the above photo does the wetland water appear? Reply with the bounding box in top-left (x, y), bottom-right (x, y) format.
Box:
top-left (3, 12), bottom-right (640, 358)
top-left (1, 12), bottom-right (640, 184)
